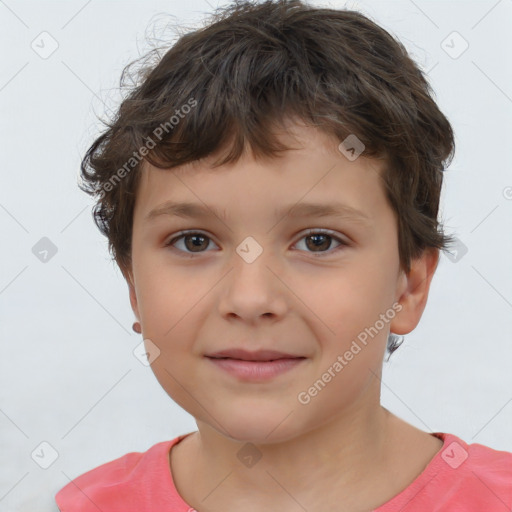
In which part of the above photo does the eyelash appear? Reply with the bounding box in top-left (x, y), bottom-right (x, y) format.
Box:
top-left (164, 229), bottom-right (349, 258)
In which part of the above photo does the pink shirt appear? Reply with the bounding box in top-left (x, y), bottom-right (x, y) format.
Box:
top-left (55, 432), bottom-right (512, 511)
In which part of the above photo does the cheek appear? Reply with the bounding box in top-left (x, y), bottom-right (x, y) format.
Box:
top-left (135, 257), bottom-right (191, 325)
top-left (306, 278), bottom-right (390, 408)
top-left (317, 263), bottom-right (391, 329)
top-left (138, 280), bottom-right (204, 408)
top-left (309, 264), bottom-right (394, 379)
top-left (134, 260), bottom-right (215, 357)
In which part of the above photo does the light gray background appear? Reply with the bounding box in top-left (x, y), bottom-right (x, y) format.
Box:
top-left (1, 0), bottom-right (511, 510)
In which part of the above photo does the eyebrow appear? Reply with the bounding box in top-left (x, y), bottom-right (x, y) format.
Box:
top-left (145, 200), bottom-right (371, 224)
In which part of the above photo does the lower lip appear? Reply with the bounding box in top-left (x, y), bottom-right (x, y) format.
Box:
top-left (206, 357), bottom-right (305, 381)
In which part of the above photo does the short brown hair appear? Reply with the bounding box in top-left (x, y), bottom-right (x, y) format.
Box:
top-left (79, 0), bottom-right (455, 357)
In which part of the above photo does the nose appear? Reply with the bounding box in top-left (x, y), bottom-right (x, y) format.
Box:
top-left (216, 240), bottom-right (288, 323)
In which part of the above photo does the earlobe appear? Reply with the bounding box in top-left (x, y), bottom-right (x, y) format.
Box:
top-left (390, 248), bottom-right (439, 335)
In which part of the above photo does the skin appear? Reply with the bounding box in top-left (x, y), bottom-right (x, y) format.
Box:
top-left (126, 119), bottom-right (443, 511)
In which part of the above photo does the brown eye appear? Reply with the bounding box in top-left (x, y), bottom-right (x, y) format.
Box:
top-left (305, 233), bottom-right (332, 251)
top-left (166, 231), bottom-right (216, 254)
top-left (165, 229), bottom-right (348, 257)
top-left (294, 229), bottom-right (347, 256)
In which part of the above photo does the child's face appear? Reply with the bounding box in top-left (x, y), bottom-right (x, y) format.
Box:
top-left (127, 120), bottom-right (428, 442)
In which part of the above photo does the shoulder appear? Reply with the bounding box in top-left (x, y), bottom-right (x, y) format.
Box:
top-left (55, 436), bottom-right (183, 511)
top-left (377, 432), bottom-right (512, 511)
top-left (448, 432), bottom-right (512, 475)
top-left (435, 433), bottom-right (512, 507)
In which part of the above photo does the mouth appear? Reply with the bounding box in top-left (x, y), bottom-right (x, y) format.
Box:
top-left (205, 350), bottom-right (306, 381)
top-left (206, 356), bottom-right (305, 362)
top-left (205, 348), bottom-right (305, 362)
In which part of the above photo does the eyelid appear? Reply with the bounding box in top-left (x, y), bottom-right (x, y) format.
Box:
top-left (164, 228), bottom-right (349, 249)
top-left (293, 228), bottom-right (349, 255)
top-left (165, 230), bottom-right (219, 249)
top-left (166, 228), bottom-right (347, 242)
top-left (300, 227), bottom-right (347, 241)
top-left (165, 228), bottom-right (349, 256)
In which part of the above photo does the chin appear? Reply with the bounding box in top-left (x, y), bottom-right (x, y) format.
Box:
top-left (213, 407), bottom-right (305, 445)
top-left (223, 425), bottom-right (294, 445)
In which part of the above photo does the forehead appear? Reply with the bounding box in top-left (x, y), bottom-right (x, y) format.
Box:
top-left (134, 123), bottom-right (389, 226)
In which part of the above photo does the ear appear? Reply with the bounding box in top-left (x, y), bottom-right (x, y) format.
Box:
top-left (390, 248), bottom-right (439, 335)
top-left (124, 266), bottom-right (140, 321)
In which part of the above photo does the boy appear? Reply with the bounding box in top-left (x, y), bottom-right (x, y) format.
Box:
top-left (55, 1), bottom-right (512, 510)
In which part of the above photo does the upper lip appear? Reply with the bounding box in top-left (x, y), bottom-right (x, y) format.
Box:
top-left (206, 349), bottom-right (305, 361)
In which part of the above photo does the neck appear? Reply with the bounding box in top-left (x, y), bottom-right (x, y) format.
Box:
top-left (180, 404), bottom-right (396, 511)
